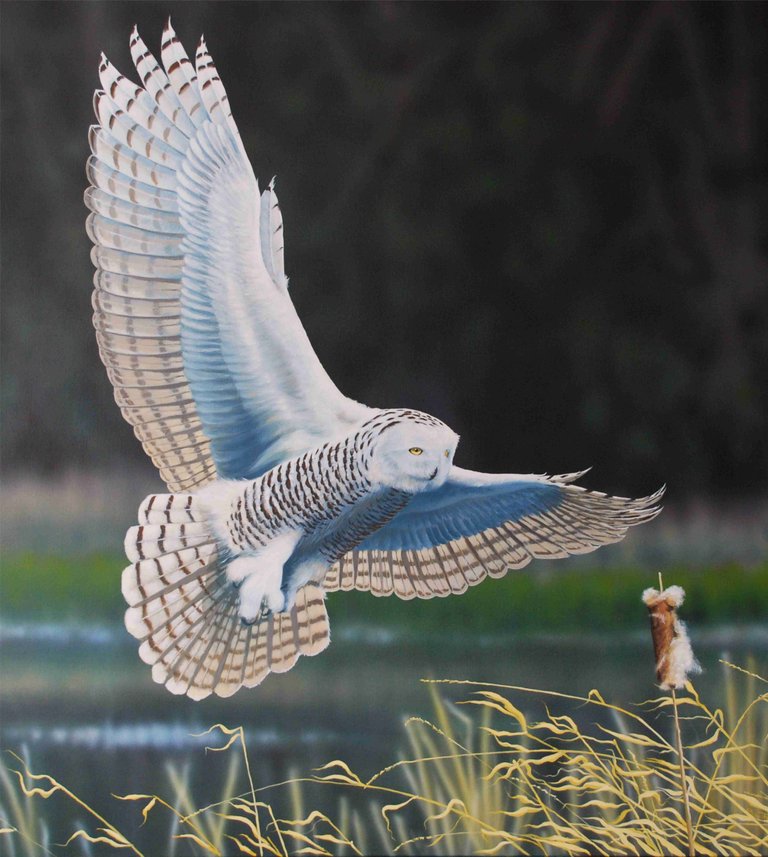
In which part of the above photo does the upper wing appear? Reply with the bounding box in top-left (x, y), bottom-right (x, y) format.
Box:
top-left (323, 468), bottom-right (663, 598)
top-left (87, 23), bottom-right (371, 491)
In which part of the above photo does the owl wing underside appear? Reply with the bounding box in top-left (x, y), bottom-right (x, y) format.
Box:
top-left (87, 23), bottom-right (371, 491)
top-left (323, 468), bottom-right (663, 599)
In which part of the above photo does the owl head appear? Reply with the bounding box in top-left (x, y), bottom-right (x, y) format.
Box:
top-left (368, 412), bottom-right (459, 493)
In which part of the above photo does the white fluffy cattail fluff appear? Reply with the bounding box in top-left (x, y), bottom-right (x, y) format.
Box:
top-left (642, 585), bottom-right (701, 690)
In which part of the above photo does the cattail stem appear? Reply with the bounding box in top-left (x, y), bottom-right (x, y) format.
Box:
top-left (654, 574), bottom-right (695, 856)
top-left (671, 687), bottom-right (696, 857)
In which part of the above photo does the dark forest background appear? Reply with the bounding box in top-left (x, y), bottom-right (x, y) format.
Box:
top-left (1, 1), bottom-right (766, 499)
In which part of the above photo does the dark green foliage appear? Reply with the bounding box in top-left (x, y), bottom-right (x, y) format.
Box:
top-left (1, 2), bottom-right (767, 494)
top-left (1, 553), bottom-right (124, 621)
top-left (328, 563), bottom-right (768, 633)
top-left (3, 552), bottom-right (765, 632)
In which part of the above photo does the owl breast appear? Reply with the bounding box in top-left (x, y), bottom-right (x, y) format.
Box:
top-left (223, 431), bottom-right (410, 561)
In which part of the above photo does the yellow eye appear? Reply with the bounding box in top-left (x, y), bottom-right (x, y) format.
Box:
top-left (409, 447), bottom-right (423, 456)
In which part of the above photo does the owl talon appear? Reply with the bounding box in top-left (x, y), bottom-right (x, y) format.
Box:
top-left (237, 565), bottom-right (286, 623)
top-left (239, 598), bottom-right (273, 626)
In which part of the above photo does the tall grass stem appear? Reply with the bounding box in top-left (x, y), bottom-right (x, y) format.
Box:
top-left (658, 571), bottom-right (695, 857)
top-left (671, 688), bottom-right (696, 857)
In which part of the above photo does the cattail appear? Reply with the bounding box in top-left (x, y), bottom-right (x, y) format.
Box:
top-left (642, 585), bottom-right (701, 689)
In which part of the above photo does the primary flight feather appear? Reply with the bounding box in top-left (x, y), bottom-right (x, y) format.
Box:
top-left (86, 22), bottom-right (663, 699)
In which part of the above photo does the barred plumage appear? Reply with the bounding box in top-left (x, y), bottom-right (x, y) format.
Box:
top-left (88, 24), bottom-right (663, 699)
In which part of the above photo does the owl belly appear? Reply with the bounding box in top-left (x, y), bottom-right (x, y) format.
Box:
top-left (207, 446), bottom-right (410, 614)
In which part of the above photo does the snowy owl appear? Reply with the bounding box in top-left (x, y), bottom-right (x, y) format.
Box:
top-left (86, 23), bottom-right (663, 699)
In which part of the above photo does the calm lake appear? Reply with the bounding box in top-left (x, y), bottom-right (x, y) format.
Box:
top-left (1, 608), bottom-right (765, 852)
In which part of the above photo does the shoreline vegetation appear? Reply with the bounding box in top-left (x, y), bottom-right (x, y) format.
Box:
top-left (2, 662), bottom-right (766, 856)
top-left (2, 553), bottom-right (766, 633)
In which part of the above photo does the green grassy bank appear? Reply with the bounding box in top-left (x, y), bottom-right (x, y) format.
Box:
top-left (1, 552), bottom-right (765, 632)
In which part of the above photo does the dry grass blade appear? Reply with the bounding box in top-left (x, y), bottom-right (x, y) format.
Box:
top-left (0, 755), bottom-right (58, 857)
top-left (2, 752), bottom-right (144, 856)
top-left (2, 663), bottom-right (765, 855)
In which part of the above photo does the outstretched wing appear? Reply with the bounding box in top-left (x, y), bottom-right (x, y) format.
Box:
top-left (324, 469), bottom-right (663, 598)
top-left (87, 23), bottom-right (370, 491)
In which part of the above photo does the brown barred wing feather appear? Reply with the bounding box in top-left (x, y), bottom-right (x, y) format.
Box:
top-left (325, 469), bottom-right (663, 599)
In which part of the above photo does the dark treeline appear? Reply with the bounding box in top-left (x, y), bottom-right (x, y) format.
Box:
top-left (1, 1), bottom-right (766, 497)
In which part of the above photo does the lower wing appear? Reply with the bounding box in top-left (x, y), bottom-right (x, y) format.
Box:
top-left (323, 468), bottom-right (663, 598)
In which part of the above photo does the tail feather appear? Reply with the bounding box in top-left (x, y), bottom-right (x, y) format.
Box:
top-left (123, 492), bottom-right (331, 699)
top-left (270, 613), bottom-right (301, 674)
top-left (124, 522), bottom-right (211, 561)
top-left (138, 493), bottom-right (205, 524)
top-left (243, 620), bottom-right (271, 689)
top-left (216, 623), bottom-right (256, 697)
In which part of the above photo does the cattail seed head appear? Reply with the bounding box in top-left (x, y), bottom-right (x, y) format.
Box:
top-left (642, 585), bottom-right (701, 690)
